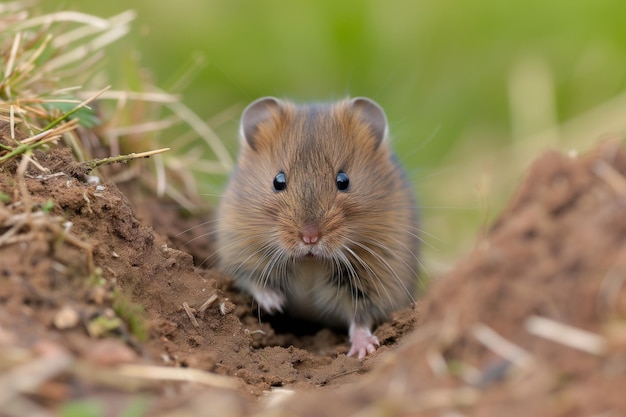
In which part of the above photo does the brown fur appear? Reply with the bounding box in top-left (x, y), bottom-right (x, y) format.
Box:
top-left (216, 97), bottom-right (419, 333)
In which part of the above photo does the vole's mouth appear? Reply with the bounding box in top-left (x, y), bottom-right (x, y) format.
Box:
top-left (294, 244), bottom-right (328, 260)
top-left (301, 247), bottom-right (325, 260)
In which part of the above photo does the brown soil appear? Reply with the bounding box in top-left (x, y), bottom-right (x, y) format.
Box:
top-left (2, 135), bottom-right (626, 416)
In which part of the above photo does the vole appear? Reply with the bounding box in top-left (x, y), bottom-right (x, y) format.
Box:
top-left (216, 97), bottom-right (419, 358)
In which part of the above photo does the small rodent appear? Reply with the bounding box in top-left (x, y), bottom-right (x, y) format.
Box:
top-left (216, 97), bottom-right (419, 358)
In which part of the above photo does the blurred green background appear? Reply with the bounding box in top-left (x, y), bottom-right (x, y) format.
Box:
top-left (42, 0), bottom-right (626, 275)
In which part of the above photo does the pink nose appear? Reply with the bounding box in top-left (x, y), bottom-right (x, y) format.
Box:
top-left (301, 225), bottom-right (320, 245)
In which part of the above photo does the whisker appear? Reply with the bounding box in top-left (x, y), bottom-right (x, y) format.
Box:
top-left (198, 193), bottom-right (224, 198)
top-left (365, 236), bottom-right (428, 294)
top-left (348, 238), bottom-right (416, 308)
top-left (195, 233), bottom-right (252, 268)
top-left (417, 205), bottom-right (480, 210)
top-left (259, 245), bottom-right (285, 290)
top-left (344, 244), bottom-right (395, 309)
top-left (361, 220), bottom-right (440, 249)
top-left (335, 251), bottom-right (361, 321)
top-left (182, 229), bottom-right (220, 246)
top-left (174, 219), bottom-right (220, 237)
top-left (209, 233), bottom-right (274, 273)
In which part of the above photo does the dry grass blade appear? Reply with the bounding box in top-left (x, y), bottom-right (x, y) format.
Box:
top-left (84, 147), bottom-right (171, 171)
top-left (14, 11), bottom-right (110, 30)
top-left (106, 117), bottom-right (180, 138)
top-left (593, 159), bottom-right (626, 196)
top-left (182, 301), bottom-right (200, 328)
top-left (0, 348), bottom-right (73, 407)
top-left (199, 294), bottom-right (219, 314)
top-left (525, 315), bottom-right (607, 356)
top-left (164, 93), bottom-right (234, 171)
top-left (0, 120), bottom-right (78, 163)
top-left (46, 26), bottom-right (130, 72)
top-left (4, 31), bottom-right (21, 88)
top-left (0, 1), bottom-right (36, 14)
top-left (51, 10), bottom-right (136, 48)
top-left (263, 388), bottom-right (296, 409)
top-left (78, 89), bottom-right (180, 103)
top-left (42, 85), bottom-right (110, 131)
top-left (115, 364), bottom-right (239, 389)
top-left (472, 323), bottom-right (533, 367)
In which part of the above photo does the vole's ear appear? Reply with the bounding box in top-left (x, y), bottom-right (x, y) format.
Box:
top-left (239, 97), bottom-right (281, 150)
top-left (350, 97), bottom-right (388, 148)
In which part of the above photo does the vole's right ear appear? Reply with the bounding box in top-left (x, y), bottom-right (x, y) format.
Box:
top-left (239, 97), bottom-right (281, 150)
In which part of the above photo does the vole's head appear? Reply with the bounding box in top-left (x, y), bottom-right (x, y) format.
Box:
top-left (221, 97), bottom-right (412, 262)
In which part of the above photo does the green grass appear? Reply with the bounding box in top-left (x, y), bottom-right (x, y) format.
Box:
top-left (60, 396), bottom-right (150, 417)
top-left (40, 0), bottom-right (626, 273)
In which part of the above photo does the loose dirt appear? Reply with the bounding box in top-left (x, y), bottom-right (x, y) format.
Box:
top-left (1, 132), bottom-right (625, 416)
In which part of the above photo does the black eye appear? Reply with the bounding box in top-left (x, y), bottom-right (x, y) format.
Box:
top-left (336, 171), bottom-right (350, 191)
top-left (273, 171), bottom-right (287, 191)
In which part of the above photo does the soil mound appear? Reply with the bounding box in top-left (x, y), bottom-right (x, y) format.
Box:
top-left (276, 140), bottom-right (626, 416)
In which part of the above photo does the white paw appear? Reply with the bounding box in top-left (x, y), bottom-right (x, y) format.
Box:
top-left (347, 323), bottom-right (380, 359)
top-left (253, 287), bottom-right (285, 314)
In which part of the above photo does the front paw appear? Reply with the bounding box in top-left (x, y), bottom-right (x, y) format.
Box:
top-left (253, 287), bottom-right (285, 314)
top-left (347, 323), bottom-right (380, 359)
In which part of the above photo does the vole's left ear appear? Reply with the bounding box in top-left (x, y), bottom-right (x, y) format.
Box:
top-left (350, 97), bottom-right (389, 147)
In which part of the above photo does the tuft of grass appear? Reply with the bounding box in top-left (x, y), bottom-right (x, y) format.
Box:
top-left (1, 3), bottom-right (227, 212)
top-left (60, 394), bottom-right (151, 417)
top-left (60, 399), bottom-right (105, 417)
top-left (40, 198), bottom-right (54, 213)
top-left (0, 2), bottom-right (230, 269)
top-left (112, 290), bottom-right (149, 342)
top-left (0, 15), bottom-right (227, 359)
